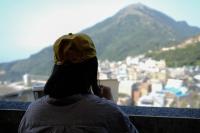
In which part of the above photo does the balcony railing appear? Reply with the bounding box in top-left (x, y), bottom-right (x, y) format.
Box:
top-left (0, 101), bottom-right (200, 133)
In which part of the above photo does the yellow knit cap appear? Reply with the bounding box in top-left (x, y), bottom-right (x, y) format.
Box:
top-left (53, 33), bottom-right (96, 65)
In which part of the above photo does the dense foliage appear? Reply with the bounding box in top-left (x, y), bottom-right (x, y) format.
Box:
top-left (146, 42), bottom-right (200, 67)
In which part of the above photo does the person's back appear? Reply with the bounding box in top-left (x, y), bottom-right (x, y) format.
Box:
top-left (19, 94), bottom-right (137, 133)
top-left (18, 33), bottom-right (138, 133)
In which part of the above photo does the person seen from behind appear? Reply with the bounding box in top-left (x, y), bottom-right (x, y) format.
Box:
top-left (18, 33), bottom-right (138, 133)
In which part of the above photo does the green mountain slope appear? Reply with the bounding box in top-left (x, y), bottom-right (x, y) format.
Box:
top-left (146, 36), bottom-right (200, 67)
top-left (1, 3), bottom-right (200, 81)
top-left (0, 47), bottom-right (54, 81)
top-left (83, 3), bottom-right (200, 60)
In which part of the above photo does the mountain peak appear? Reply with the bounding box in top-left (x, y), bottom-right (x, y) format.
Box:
top-left (131, 3), bottom-right (148, 9)
top-left (116, 3), bottom-right (149, 19)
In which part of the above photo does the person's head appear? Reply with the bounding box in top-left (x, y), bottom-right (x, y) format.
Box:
top-left (44, 33), bottom-right (99, 98)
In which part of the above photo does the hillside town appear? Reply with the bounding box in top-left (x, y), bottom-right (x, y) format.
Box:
top-left (1, 55), bottom-right (200, 108)
top-left (98, 55), bottom-right (200, 108)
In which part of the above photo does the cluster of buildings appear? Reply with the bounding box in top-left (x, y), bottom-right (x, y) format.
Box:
top-left (98, 55), bottom-right (200, 108)
top-left (0, 74), bottom-right (46, 101)
top-left (1, 55), bottom-right (200, 108)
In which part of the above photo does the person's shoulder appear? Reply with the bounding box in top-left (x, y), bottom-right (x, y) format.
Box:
top-left (86, 95), bottom-right (122, 112)
top-left (27, 96), bottom-right (48, 110)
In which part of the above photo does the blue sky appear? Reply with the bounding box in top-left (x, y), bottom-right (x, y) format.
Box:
top-left (0, 0), bottom-right (200, 63)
